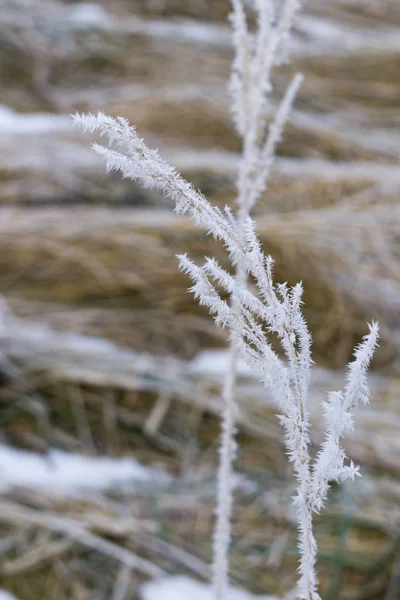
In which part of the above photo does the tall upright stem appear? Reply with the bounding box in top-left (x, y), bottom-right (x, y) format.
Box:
top-left (212, 340), bottom-right (239, 600)
top-left (212, 219), bottom-right (247, 600)
top-left (212, 2), bottom-right (301, 596)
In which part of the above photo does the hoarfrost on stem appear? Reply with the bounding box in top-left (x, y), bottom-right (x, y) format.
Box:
top-left (73, 1), bottom-right (379, 597)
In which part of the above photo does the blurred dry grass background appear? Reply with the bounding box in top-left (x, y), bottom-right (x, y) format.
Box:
top-left (0, 1), bottom-right (400, 599)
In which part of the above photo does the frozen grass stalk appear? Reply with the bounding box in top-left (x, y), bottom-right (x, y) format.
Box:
top-left (73, 1), bottom-right (379, 597)
top-left (214, 2), bottom-right (304, 599)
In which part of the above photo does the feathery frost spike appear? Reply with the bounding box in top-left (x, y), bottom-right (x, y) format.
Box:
top-left (229, 0), bottom-right (251, 136)
top-left (310, 323), bottom-right (379, 513)
top-left (274, 0), bottom-right (304, 65)
top-left (74, 112), bottom-right (245, 266)
top-left (250, 73), bottom-right (303, 208)
top-left (343, 321), bottom-right (379, 410)
top-left (249, 0), bottom-right (275, 142)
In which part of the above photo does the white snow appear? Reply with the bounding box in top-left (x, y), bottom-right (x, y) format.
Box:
top-left (0, 591), bottom-right (18, 600)
top-left (0, 105), bottom-right (70, 136)
top-left (0, 445), bottom-right (170, 495)
top-left (140, 19), bottom-right (231, 47)
top-left (69, 3), bottom-right (113, 28)
top-left (189, 350), bottom-right (253, 378)
top-left (140, 576), bottom-right (278, 600)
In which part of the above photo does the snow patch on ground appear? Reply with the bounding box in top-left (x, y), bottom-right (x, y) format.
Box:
top-left (0, 591), bottom-right (18, 600)
top-left (69, 3), bottom-right (113, 28)
top-left (0, 105), bottom-right (71, 135)
top-left (140, 576), bottom-right (278, 600)
top-left (189, 349), bottom-right (253, 378)
top-left (0, 445), bottom-right (170, 495)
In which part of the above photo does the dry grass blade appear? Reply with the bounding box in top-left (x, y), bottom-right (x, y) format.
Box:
top-left (0, 498), bottom-right (165, 579)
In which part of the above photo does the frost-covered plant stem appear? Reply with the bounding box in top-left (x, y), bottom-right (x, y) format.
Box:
top-left (74, 2), bottom-right (379, 597)
top-left (213, 3), bottom-right (303, 597)
top-left (213, 339), bottom-right (240, 600)
top-left (74, 110), bottom-right (379, 599)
